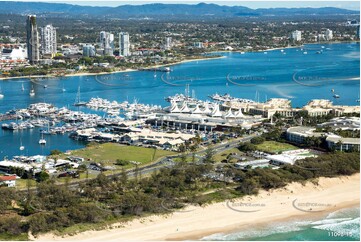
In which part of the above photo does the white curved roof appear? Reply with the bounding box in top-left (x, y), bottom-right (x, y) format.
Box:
top-left (203, 102), bottom-right (212, 115)
top-left (234, 108), bottom-right (244, 118)
top-left (211, 104), bottom-right (222, 117)
top-left (224, 108), bottom-right (235, 118)
top-left (192, 104), bottom-right (203, 114)
top-left (170, 102), bottom-right (181, 113)
top-left (180, 102), bottom-right (191, 113)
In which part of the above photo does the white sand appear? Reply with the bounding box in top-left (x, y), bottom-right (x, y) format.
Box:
top-left (35, 173), bottom-right (360, 241)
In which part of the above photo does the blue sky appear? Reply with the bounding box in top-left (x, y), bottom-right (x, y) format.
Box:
top-left (7, 0), bottom-right (361, 10)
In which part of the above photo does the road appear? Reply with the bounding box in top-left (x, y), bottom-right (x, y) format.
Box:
top-left (18, 134), bottom-right (256, 191)
top-left (126, 134), bottom-right (256, 177)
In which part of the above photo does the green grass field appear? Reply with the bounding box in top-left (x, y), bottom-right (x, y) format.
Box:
top-left (213, 148), bottom-right (243, 163)
top-left (15, 179), bottom-right (37, 189)
top-left (68, 143), bottom-right (176, 168)
top-left (256, 141), bottom-right (298, 153)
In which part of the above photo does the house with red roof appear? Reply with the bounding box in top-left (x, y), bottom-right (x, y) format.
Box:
top-left (0, 175), bottom-right (17, 187)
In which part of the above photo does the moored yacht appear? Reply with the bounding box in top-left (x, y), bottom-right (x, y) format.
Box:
top-left (30, 86), bottom-right (35, 96)
top-left (39, 133), bottom-right (46, 145)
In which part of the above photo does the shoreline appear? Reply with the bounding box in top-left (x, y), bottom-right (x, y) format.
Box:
top-left (35, 173), bottom-right (360, 241)
top-left (206, 40), bottom-right (359, 54)
top-left (2, 41), bottom-right (356, 81)
top-left (0, 56), bottom-right (225, 81)
top-left (182, 200), bottom-right (359, 241)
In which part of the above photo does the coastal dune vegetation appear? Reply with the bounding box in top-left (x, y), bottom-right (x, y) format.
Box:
top-left (0, 150), bottom-right (359, 240)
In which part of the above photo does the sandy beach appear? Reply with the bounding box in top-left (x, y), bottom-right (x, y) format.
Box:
top-left (35, 173), bottom-right (360, 241)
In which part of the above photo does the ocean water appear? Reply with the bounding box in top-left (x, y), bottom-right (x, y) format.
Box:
top-left (202, 207), bottom-right (360, 241)
top-left (0, 42), bottom-right (359, 158)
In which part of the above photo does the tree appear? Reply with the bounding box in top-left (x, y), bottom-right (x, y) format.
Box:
top-left (203, 146), bottom-right (215, 163)
top-left (178, 144), bottom-right (186, 153)
top-left (77, 164), bottom-right (87, 173)
top-left (120, 168), bottom-right (128, 185)
top-left (50, 149), bottom-right (63, 155)
top-left (180, 152), bottom-right (187, 163)
top-left (189, 145), bottom-right (197, 162)
top-left (0, 188), bottom-right (17, 214)
top-left (37, 171), bottom-right (49, 182)
top-left (236, 178), bottom-right (259, 195)
top-left (115, 159), bottom-right (130, 166)
top-left (0, 215), bottom-right (24, 235)
top-left (238, 142), bottom-right (256, 152)
top-left (250, 136), bottom-right (265, 145)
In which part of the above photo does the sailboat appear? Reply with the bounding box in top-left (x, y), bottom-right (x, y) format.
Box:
top-left (62, 84), bottom-right (66, 92)
top-left (30, 86), bottom-right (35, 96)
top-left (21, 83), bottom-right (25, 92)
top-left (73, 86), bottom-right (87, 106)
top-left (39, 133), bottom-right (46, 145)
top-left (0, 87), bottom-right (4, 99)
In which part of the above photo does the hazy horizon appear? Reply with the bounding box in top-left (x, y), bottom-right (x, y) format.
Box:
top-left (2, 0), bottom-right (359, 11)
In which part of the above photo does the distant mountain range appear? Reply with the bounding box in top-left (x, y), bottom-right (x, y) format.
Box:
top-left (0, 1), bottom-right (359, 18)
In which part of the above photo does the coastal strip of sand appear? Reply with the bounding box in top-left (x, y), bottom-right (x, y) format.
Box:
top-left (35, 173), bottom-right (360, 241)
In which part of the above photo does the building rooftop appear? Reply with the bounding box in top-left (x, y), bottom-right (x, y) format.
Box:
top-left (286, 126), bottom-right (324, 137)
top-left (0, 175), bottom-right (17, 181)
top-left (325, 135), bottom-right (360, 145)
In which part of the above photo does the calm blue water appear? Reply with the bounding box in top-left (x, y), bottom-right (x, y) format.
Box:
top-left (0, 42), bottom-right (359, 158)
top-left (202, 206), bottom-right (360, 241)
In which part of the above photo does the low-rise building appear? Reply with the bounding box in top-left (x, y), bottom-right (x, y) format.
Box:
top-left (325, 135), bottom-right (360, 152)
top-left (287, 125), bottom-right (360, 151)
top-left (0, 175), bottom-right (17, 187)
top-left (318, 117), bottom-right (360, 131)
top-left (1, 46), bottom-right (27, 61)
top-left (267, 149), bottom-right (317, 166)
top-left (224, 98), bottom-right (359, 119)
top-left (286, 126), bottom-right (324, 143)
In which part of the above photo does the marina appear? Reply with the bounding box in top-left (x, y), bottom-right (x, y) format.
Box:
top-left (0, 42), bottom-right (359, 158)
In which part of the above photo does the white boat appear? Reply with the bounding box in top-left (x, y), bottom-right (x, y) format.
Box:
top-left (30, 86), bottom-right (35, 96)
top-left (43, 85), bottom-right (48, 88)
top-left (39, 134), bottom-right (46, 145)
top-left (240, 51), bottom-right (245, 54)
top-left (21, 83), bottom-right (25, 91)
top-left (303, 51), bottom-right (308, 54)
top-left (39, 139), bottom-right (46, 145)
top-left (0, 87), bottom-right (4, 99)
top-left (19, 139), bottom-right (25, 151)
top-left (74, 86), bottom-right (87, 106)
top-left (333, 94), bottom-right (340, 98)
